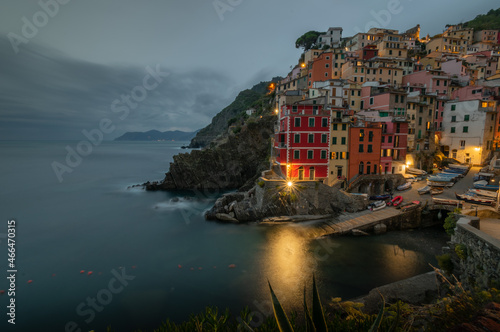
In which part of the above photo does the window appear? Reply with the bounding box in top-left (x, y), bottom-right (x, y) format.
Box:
top-left (451, 127), bottom-right (456, 133)
top-left (451, 104), bottom-right (456, 111)
top-left (451, 116), bottom-right (456, 122)
top-left (368, 131), bottom-right (373, 142)
top-left (460, 140), bottom-right (465, 147)
top-left (367, 144), bottom-right (373, 153)
top-left (321, 134), bottom-right (327, 143)
top-left (464, 115), bottom-right (469, 121)
top-left (321, 150), bottom-right (327, 159)
top-left (369, 97), bottom-right (374, 105)
top-left (308, 118), bottom-right (315, 127)
top-left (359, 129), bottom-right (364, 141)
top-left (388, 136), bottom-right (393, 143)
top-left (418, 117), bottom-right (422, 125)
top-left (332, 137), bottom-right (337, 144)
top-left (322, 118), bottom-right (328, 127)
top-left (307, 150), bottom-right (313, 159)
top-left (295, 118), bottom-right (301, 127)
top-left (382, 136), bottom-right (385, 143)
top-left (395, 95), bottom-right (399, 103)
top-left (341, 137), bottom-right (346, 145)
top-left (333, 124), bottom-right (338, 130)
top-left (325, 63), bottom-right (329, 68)
top-left (436, 80), bottom-right (440, 86)
top-left (294, 134), bottom-right (300, 143)
top-left (342, 124), bottom-right (347, 131)
top-left (463, 126), bottom-right (468, 133)
top-left (294, 150), bottom-right (300, 159)
top-left (308, 134), bottom-right (314, 143)
top-left (359, 144), bottom-right (364, 152)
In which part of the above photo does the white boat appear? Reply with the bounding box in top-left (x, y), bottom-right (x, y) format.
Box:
top-left (368, 200), bottom-right (386, 211)
top-left (448, 164), bottom-right (469, 170)
top-left (397, 182), bottom-right (412, 191)
top-left (417, 185), bottom-right (431, 194)
top-left (427, 180), bottom-right (454, 187)
top-left (406, 167), bottom-right (427, 175)
top-left (467, 189), bottom-right (498, 199)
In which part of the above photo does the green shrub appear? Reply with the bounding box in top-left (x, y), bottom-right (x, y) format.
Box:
top-left (437, 253), bottom-right (454, 275)
top-left (232, 126), bottom-right (241, 134)
top-left (455, 244), bottom-right (468, 260)
top-left (257, 180), bottom-right (265, 188)
top-left (443, 213), bottom-right (458, 235)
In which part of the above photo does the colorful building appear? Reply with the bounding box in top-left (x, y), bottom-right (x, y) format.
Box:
top-left (274, 105), bottom-right (330, 181)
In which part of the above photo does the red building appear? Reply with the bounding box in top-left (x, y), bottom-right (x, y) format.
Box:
top-left (347, 122), bottom-right (382, 180)
top-left (274, 104), bottom-right (330, 181)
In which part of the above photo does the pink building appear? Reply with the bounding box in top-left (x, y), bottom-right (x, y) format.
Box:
top-left (402, 70), bottom-right (451, 96)
top-left (441, 59), bottom-right (470, 84)
top-left (451, 85), bottom-right (487, 101)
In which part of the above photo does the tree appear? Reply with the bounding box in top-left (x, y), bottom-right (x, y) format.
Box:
top-left (295, 31), bottom-right (323, 51)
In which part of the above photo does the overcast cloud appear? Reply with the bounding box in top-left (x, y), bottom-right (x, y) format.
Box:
top-left (0, 0), bottom-right (497, 140)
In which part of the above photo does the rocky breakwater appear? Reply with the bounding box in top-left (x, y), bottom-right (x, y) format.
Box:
top-left (145, 115), bottom-right (274, 191)
top-left (205, 178), bottom-right (367, 222)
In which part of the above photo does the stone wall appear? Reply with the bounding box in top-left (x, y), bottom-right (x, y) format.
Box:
top-left (450, 216), bottom-right (500, 289)
top-left (347, 174), bottom-right (406, 195)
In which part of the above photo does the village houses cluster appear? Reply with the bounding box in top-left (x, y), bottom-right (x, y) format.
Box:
top-left (272, 24), bottom-right (500, 187)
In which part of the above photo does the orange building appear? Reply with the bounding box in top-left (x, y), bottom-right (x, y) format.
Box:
top-left (347, 123), bottom-right (382, 181)
top-left (307, 52), bottom-right (333, 87)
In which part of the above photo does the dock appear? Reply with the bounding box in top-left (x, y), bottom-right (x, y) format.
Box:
top-left (302, 207), bottom-right (417, 238)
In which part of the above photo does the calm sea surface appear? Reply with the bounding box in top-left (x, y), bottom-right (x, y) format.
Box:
top-left (0, 141), bottom-right (448, 331)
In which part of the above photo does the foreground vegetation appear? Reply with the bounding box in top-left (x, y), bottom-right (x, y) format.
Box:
top-left (103, 272), bottom-right (499, 332)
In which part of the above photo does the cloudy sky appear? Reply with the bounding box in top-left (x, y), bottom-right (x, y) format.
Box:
top-left (0, 0), bottom-right (497, 140)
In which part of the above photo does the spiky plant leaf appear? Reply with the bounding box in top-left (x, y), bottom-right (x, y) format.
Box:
top-left (312, 275), bottom-right (328, 332)
top-left (368, 292), bottom-right (385, 332)
top-left (268, 281), bottom-right (295, 332)
top-left (304, 286), bottom-right (316, 332)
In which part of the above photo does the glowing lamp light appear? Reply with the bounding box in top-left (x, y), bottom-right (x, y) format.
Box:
top-left (287, 181), bottom-right (293, 188)
top-left (474, 147), bottom-right (480, 151)
top-left (275, 109), bottom-right (279, 114)
top-left (301, 63), bottom-right (306, 68)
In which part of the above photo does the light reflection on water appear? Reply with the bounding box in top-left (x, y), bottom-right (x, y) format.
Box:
top-left (0, 141), bottom-right (449, 331)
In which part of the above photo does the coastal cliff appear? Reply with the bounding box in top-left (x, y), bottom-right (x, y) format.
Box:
top-left (145, 114), bottom-right (274, 191)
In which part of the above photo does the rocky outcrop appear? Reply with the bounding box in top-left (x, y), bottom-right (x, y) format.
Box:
top-left (146, 116), bottom-right (274, 191)
top-left (205, 179), bottom-right (367, 222)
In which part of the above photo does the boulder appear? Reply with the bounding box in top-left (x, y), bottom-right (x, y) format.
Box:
top-left (215, 213), bottom-right (239, 223)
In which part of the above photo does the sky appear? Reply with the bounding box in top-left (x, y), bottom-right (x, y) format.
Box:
top-left (0, 0), bottom-right (498, 140)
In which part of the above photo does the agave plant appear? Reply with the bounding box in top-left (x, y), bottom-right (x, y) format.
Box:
top-left (262, 275), bottom-right (388, 332)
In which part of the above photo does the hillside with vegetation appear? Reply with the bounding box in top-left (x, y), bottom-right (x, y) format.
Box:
top-left (188, 79), bottom-right (280, 148)
top-left (146, 81), bottom-right (278, 191)
top-left (464, 8), bottom-right (500, 30)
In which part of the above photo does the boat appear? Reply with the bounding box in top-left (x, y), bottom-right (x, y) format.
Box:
top-left (448, 164), bottom-right (469, 170)
top-left (397, 182), bottom-right (412, 191)
top-left (442, 168), bottom-right (467, 174)
top-left (430, 188), bottom-right (444, 195)
top-left (404, 174), bottom-right (418, 182)
top-left (388, 195), bottom-right (403, 207)
top-left (467, 189), bottom-right (498, 199)
top-left (473, 172), bottom-right (494, 182)
top-left (369, 194), bottom-right (391, 200)
top-left (406, 167), bottom-right (427, 176)
top-left (400, 200), bottom-right (421, 212)
top-left (368, 200), bottom-right (386, 211)
top-left (473, 180), bottom-right (500, 191)
top-left (417, 186), bottom-right (431, 195)
top-left (432, 197), bottom-right (462, 207)
top-left (427, 180), bottom-right (454, 187)
top-left (455, 192), bottom-right (496, 206)
top-left (428, 174), bottom-right (460, 182)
